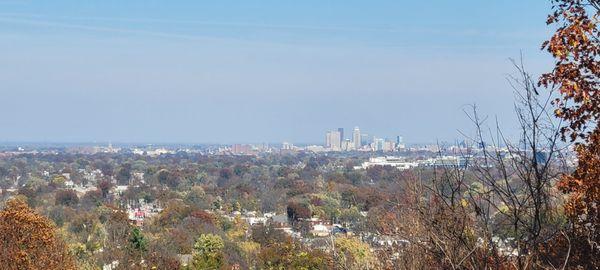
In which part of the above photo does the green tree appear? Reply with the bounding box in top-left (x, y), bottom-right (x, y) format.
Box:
top-left (191, 234), bottom-right (225, 270)
top-left (128, 227), bottom-right (147, 261)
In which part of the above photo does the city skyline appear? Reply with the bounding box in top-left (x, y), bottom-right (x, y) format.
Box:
top-left (323, 126), bottom-right (404, 152)
top-left (0, 124), bottom-right (446, 146)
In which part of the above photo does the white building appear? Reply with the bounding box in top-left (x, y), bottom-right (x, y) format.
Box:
top-left (304, 145), bottom-right (327, 152)
top-left (311, 223), bottom-right (331, 237)
top-left (353, 127), bottom-right (362, 149)
top-left (357, 156), bottom-right (419, 170)
top-left (326, 130), bottom-right (342, 151)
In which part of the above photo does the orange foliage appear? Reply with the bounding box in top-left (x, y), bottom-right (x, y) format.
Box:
top-left (542, 1), bottom-right (600, 268)
top-left (0, 198), bottom-right (76, 270)
top-left (556, 130), bottom-right (600, 267)
top-left (541, 0), bottom-right (600, 142)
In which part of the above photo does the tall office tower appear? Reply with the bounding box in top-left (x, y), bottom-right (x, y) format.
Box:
top-left (327, 130), bottom-right (342, 151)
top-left (338, 128), bottom-right (344, 142)
top-left (326, 132), bottom-right (332, 148)
top-left (396, 135), bottom-right (406, 150)
top-left (353, 127), bottom-right (361, 149)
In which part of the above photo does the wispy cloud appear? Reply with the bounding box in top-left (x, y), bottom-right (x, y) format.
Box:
top-left (0, 13), bottom-right (544, 49)
top-left (0, 12), bottom-right (541, 38)
top-left (0, 12), bottom-right (400, 33)
top-left (0, 16), bottom-right (228, 42)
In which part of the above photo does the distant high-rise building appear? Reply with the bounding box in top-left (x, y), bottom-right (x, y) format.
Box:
top-left (396, 136), bottom-right (406, 150)
top-left (326, 130), bottom-right (342, 151)
top-left (338, 128), bottom-right (344, 142)
top-left (331, 131), bottom-right (341, 150)
top-left (396, 136), bottom-right (403, 145)
top-left (353, 127), bottom-right (361, 149)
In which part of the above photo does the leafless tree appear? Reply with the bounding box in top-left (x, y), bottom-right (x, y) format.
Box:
top-left (390, 59), bottom-right (570, 270)
top-left (461, 58), bottom-right (569, 269)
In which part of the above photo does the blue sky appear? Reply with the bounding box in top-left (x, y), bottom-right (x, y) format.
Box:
top-left (0, 1), bottom-right (555, 144)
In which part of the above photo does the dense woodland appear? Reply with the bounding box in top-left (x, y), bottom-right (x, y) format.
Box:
top-left (0, 151), bottom-right (420, 268)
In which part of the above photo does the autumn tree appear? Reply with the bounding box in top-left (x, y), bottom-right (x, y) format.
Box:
top-left (286, 201), bottom-right (311, 223)
top-left (0, 198), bottom-right (76, 270)
top-left (55, 189), bottom-right (79, 206)
top-left (98, 179), bottom-right (113, 199)
top-left (157, 169), bottom-right (182, 188)
top-left (101, 208), bottom-right (131, 265)
top-left (334, 236), bottom-right (379, 270)
top-left (541, 0), bottom-right (600, 268)
top-left (542, 0), bottom-right (600, 141)
top-left (258, 240), bottom-right (333, 270)
top-left (81, 189), bottom-right (103, 209)
top-left (251, 223), bottom-right (289, 246)
top-left (116, 162), bottom-right (132, 185)
top-left (145, 244), bottom-right (182, 270)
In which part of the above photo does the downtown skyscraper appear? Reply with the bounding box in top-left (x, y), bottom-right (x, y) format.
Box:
top-left (353, 126), bottom-right (361, 149)
top-left (326, 130), bottom-right (342, 151)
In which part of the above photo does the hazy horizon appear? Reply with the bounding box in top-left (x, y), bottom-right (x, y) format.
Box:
top-left (1, 1), bottom-right (554, 144)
